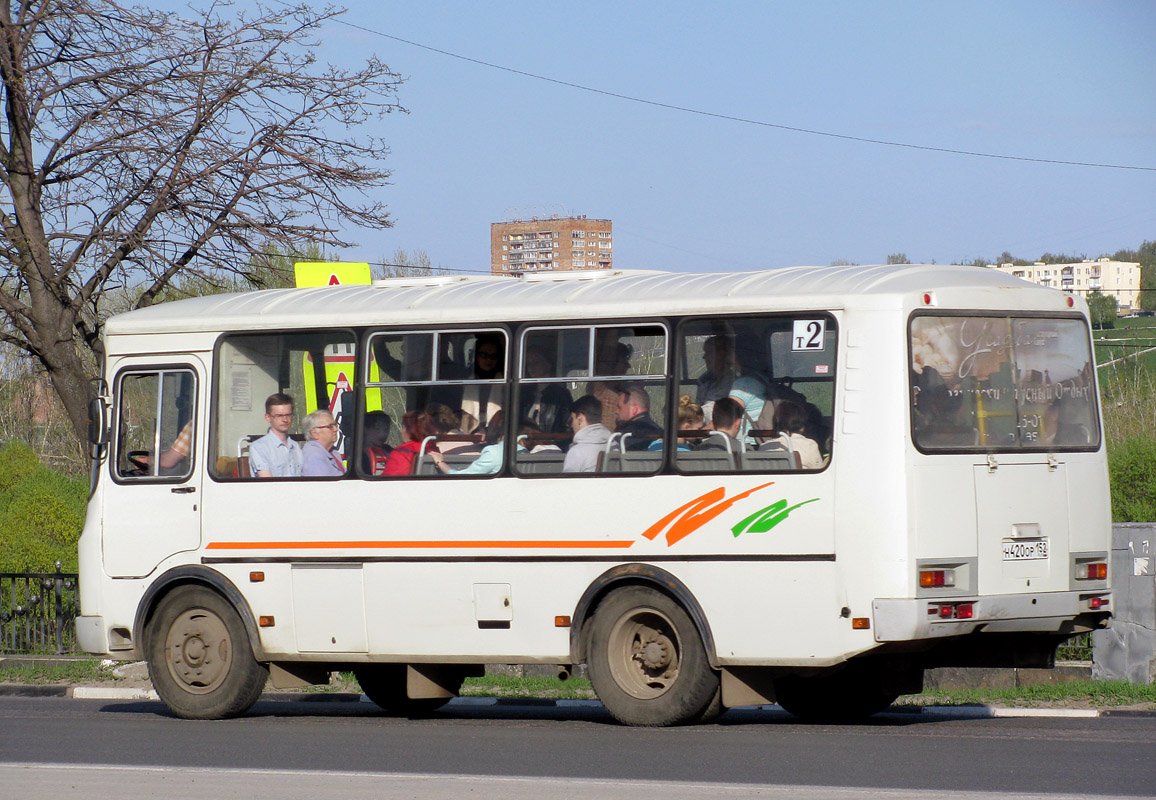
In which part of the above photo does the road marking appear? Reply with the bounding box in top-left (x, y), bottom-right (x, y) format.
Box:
top-left (0, 762), bottom-right (1147, 800)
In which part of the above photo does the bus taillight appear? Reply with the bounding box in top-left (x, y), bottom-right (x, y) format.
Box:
top-left (1076, 563), bottom-right (1108, 580)
top-left (919, 569), bottom-right (955, 588)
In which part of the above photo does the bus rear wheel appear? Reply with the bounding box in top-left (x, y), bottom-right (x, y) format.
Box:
top-left (146, 586), bottom-right (267, 720)
top-left (353, 664), bottom-right (460, 716)
top-left (586, 586), bottom-right (719, 727)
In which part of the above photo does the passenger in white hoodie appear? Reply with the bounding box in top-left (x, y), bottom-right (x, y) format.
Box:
top-left (563, 394), bottom-right (612, 473)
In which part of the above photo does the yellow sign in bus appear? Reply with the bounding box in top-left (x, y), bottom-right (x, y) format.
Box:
top-left (294, 262), bottom-right (377, 440)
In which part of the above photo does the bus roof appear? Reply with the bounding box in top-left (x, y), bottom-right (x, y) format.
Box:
top-left (104, 264), bottom-right (1069, 336)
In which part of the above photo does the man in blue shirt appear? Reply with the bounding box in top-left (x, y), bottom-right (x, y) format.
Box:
top-left (249, 393), bottom-right (303, 477)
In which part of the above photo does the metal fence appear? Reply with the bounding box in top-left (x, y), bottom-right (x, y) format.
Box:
top-left (0, 564), bottom-right (79, 655)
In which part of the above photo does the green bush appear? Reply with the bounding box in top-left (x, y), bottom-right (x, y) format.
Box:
top-left (0, 442), bottom-right (88, 572)
top-left (1108, 434), bottom-right (1156, 523)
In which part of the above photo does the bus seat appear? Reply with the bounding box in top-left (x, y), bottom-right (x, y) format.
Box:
top-left (617, 450), bottom-right (663, 473)
top-left (740, 450), bottom-right (794, 471)
top-left (414, 452), bottom-right (480, 476)
top-left (516, 452), bottom-right (566, 474)
top-left (676, 450), bottom-right (736, 472)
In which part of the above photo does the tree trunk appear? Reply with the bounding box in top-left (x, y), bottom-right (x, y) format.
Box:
top-left (42, 338), bottom-right (97, 449)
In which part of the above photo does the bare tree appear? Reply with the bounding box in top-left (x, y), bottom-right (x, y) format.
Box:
top-left (375, 247), bottom-right (443, 279)
top-left (0, 0), bottom-right (404, 443)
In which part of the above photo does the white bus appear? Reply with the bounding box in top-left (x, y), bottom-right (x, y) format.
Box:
top-left (77, 264), bottom-right (1112, 726)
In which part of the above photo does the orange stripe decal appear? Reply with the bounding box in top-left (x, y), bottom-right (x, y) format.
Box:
top-left (206, 540), bottom-right (636, 551)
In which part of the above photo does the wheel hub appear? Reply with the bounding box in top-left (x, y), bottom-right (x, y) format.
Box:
top-left (166, 609), bottom-right (231, 694)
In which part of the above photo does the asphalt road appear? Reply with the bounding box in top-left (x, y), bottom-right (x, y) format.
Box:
top-left (2, 695), bottom-right (1154, 799)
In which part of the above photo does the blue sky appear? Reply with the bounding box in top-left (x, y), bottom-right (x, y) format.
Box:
top-left (259, 2), bottom-right (1156, 272)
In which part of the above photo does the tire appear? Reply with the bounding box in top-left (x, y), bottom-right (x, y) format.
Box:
top-left (586, 586), bottom-right (719, 727)
top-left (353, 664), bottom-right (459, 716)
top-left (775, 665), bottom-right (899, 723)
top-left (146, 585), bottom-right (267, 720)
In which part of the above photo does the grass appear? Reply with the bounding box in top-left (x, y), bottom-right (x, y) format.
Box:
top-left (0, 658), bottom-right (113, 685)
top-left (460, 674), bottom-right (596, 700)
top-left (905, 680), bottom-right (1156, 709)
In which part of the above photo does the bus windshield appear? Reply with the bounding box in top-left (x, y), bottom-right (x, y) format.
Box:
top-left (910, 314), bottom-right (1099, 451)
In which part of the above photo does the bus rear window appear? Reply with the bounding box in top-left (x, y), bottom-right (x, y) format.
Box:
top-left (910, 315), bottom-right (1099, 451)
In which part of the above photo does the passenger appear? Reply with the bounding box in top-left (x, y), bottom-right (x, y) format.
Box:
top-left (655, 395), bottom-right (705, 452)
top-left (383, 410), bottom-right (430, 476)
top-left (519, 418), bottom-right (562, 453)
top-left (519, 346), bottom-right (573, 434)
top-left (361, 411), bottom-right (393, 475)
top-left (696, 335), bottom-right (766, 431)
top-left (301, 410), bottom-right (345, 477)
top-left (460, 333), bottom-right (504, 432)
top-left (615, 386), bottom-right (663, 450)
top-left (563, 394), bottom-right (611, 473)
top-left (766, 400), bottom-right (824, 469)
top-left (588, 337), bottom-right (632, 429)
top-left (429, 411), bottom-right (506, 475)
top-left (696, 396), bottom-right (744, 453)
top-left (249, 393), bottom-right (302, 477)
top-left (426, 402), bottom-right (478, 453)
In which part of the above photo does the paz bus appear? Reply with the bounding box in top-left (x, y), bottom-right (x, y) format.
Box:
top-left (77, 264), bottom-right (1112, 725)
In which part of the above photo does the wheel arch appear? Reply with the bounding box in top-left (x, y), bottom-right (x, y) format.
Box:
top-left (570, 563), bottom-right (719, 669)
top-left (133, 565), bottom-right (265, 660)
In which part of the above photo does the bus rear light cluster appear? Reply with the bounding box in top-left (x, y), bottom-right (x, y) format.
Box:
top-left (1076, 562), bottom-right (1108, 580)
top-left (928, 602), bottom-right (974, 619)
top-left (919, 569), bottom-right (955, 588)
top-left (1088, 596), bottom-right (1109, 610)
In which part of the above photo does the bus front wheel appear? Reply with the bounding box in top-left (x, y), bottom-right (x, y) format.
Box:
top-left (586, 586), bottom-right (719, 727)
top-left (146, 586), bottom-right (267, 720)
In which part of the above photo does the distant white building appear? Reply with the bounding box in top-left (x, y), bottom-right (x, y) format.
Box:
top-left (994, 258), bottom-right (1141, 314)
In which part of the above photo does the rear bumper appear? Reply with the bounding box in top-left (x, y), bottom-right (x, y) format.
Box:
top-left (873, 590), bottom-right (1110, 642)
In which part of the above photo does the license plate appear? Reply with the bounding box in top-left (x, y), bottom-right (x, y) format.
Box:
top-left (1003, 539), bottom-right (1049, 561)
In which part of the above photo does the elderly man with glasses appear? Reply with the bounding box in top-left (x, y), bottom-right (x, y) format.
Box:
top-left (249, 393), bottom-right (303, 477)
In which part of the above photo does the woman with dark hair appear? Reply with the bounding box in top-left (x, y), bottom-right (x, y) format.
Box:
top-left (383, 410), bottom-right (430, 476)
top-left (429, 411), bottom-right (506, 475)
top-left (766, 400), bottom-right (824, 469)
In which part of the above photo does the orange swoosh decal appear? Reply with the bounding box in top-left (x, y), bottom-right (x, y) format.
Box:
top-left (642, 482), bottom-right (776, 546)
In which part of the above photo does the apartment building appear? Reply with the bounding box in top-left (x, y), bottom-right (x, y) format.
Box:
top-left (491, 216), bottom-right (612, 276)
top-left (994, 258), bottom-right (1141, 313)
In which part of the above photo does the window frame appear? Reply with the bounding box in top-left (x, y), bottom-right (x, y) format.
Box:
top-left (111, 365), bottom-right (198, 485)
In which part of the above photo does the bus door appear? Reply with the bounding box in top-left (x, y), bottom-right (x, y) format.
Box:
top-left (103, 360), bottom-right (204, 578)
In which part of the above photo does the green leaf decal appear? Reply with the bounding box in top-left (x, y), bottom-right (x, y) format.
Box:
top-left (731, 498), bottom-right (819, 537)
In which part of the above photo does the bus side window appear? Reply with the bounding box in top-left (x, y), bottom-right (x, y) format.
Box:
top-left (677, 315), bottom-right (835, 473)
top-left (513, 324), bottom-right (667, 476)
top-left (363, 328), bottom-right (508, 478)
top-left (114, 369), bottom-right (196, 481)
top-left (213, 331), bottom-right (356, 479)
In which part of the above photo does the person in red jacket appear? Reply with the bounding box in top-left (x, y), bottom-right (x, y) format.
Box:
top-left (383, 410), bottom-right (430, 476)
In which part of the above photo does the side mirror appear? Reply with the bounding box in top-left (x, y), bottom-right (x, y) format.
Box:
top-left (87, 395), bottom-right (109, 446)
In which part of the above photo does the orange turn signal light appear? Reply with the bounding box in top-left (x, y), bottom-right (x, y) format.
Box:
top-left (555, 616), bottom-right (571, 628)
top-left (851, 617), bottom-right (870, 630)
top-left (258, 616), bottom-right (275, 627)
